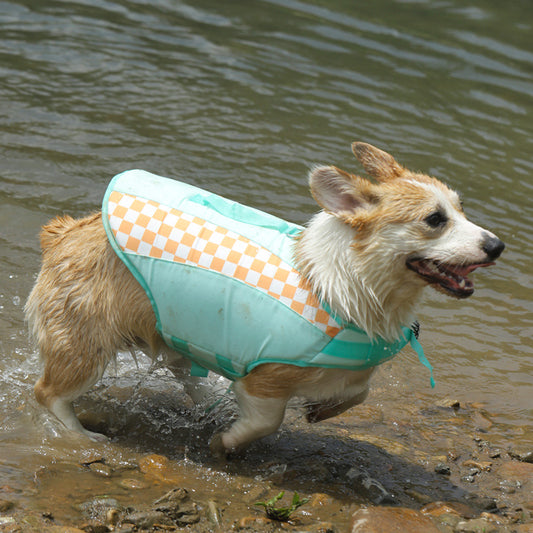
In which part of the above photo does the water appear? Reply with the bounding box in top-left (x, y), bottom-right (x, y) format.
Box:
top-left (1, 0), bottom-right (532, 528)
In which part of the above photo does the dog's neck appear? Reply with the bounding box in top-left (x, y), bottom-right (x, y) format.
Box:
top-left (296, 211), bottom-right (425, 342)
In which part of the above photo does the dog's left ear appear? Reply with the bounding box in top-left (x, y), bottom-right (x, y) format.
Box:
top-left (352, 142), bottom-right (404, 182)
top-left (309, 165), bottom-right (378, 216)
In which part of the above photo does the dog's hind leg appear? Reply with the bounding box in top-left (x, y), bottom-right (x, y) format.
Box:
top-left (37, 383), bottom-right (108, 441)
top-left (34, 351), bottom-right (110, 441)
top-left (210, 379), bottom-right (288, 455)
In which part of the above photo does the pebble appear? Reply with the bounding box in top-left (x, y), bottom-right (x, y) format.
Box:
top-left (78, 497), bottom-right (121, 522)
top-left (237, 515), bottom-right (273, 529)
top-left (498, 461), bottom-right (533, 485)
top-left (421, 501), bottom-right (476, 519)
top-left (0, 499), bottom-right (14, 512)
top-left (509, 450), bottom-right (533, 464)
top-left (437, 512), bottom-right (462, 529)
top-left (436, 398), bottom-right (461, 410)
top-left (118, 478), bottom-right (148, 490)
top-left (462, 459), bottom-right (492, 472)
top-left (123, 510), bottom-right (174, 529)
top-left (346, 467), bottom-right (394, 504)
top-left (152, 488), bottom-right (200, 525)
top-left (310, 493), bottom-right (334, 507)
top-left (206, 499), bottom-right (222, 528)
top-left (435, 463), bottom-right (451, 475)
top-left (404, 488), bottom-right (433, 505)
top-left (88, 463), bottom-right (113, 477)
top-left (44, 527), bottom-right (87, 532)
top-left (78, 523), bottom-right (111, 533)
top-left (455, 517), bottom-right (499, 532)
top-left (351, 506), bottom-right (441, 533)
top-left (472, 411), bottom-right (493, 431)
top-left (138, 453), bottom-right (184, 484)
top-left (498, 479), bottom-right (520, 494)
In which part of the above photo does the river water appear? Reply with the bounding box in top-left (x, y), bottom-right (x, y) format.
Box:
top-left (1, 0), bottom-right (532, 530)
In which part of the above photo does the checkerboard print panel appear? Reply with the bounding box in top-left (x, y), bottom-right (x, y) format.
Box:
top-left (107, 191), bottom-right (341, 337)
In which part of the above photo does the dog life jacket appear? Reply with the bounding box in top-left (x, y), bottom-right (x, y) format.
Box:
top-left (102, 170), bottom-right (434, 385)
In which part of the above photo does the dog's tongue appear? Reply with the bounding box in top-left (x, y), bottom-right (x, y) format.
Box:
top-left (447, 262), bottom-right (494, 277)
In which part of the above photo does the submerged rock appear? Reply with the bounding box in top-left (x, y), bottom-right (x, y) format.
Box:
top-left (77, 497), bottom-right (122, 523)
top-left (434, 463), bottom-right (451, 475)
top-left (497, 461), bottom-right (533, 487)
top-left (351, 506), bottom-right (441, 533)
top-left (123, 510), bottom-right (174, 529)
top-left (152, 488), bottom-right (200, 525)
top-left (455, 517), bottom-right (500, 532)
top-left (346, 467), bottom-right (394, 504)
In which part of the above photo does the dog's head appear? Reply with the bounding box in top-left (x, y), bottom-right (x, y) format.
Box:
top-left (309, 142), bottom-right (504, 300)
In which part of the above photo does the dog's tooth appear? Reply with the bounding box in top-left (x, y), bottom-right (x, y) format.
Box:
top-left (459, 279), bottom-right (466, 288)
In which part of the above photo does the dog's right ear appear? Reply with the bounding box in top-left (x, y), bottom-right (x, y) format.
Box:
top-left (309, 166), bottom-right (377, 216)
top-left (352, 142), bottom-right (404, 182)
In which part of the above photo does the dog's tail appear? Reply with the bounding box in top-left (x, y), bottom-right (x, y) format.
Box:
top-left (40, 213), bottom-right (102, 250)
top-left (39, 215), bottom-right (77, 250)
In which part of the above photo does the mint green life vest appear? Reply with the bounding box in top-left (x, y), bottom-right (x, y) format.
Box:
top-left (102, 170), bottom-right (433, 385)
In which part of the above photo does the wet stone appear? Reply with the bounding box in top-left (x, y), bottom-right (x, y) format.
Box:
top-left (509, 450), bottom-right (533, 464)
top-left (44, 526), bottom-right (87, 532)
top-left (455, 517), bottom-right (499, 533)
top-left (498, 461), bottom-right (533, 486)
top-left (404, 488), bottom-right (433, 505)
top-left (346, 467), bottom-right (394, 504)
top-left (78, 523), bottom-right (111, 533)
top-left (351, 506), bottom-right (441, 533)
top-left (435, 463), bottom-right (451, 475)
top-left (206, 499), bottom-right (222, 528)
top-left (78, 498), bottom-right (121, 522)
top-left (498, 479), bottom-right (520, 494)
top-left (117, 478), bottom-right (148, 490)
top-left (0, 499), bottom-right (15, 512)
top-left (152, 488), bottom-right (200, 525)
top-left (87, 463), bottom-right (113, 477)
top-left (123, 511), bottom-right (174, 529)
top-left (237, 515), bottom-right (273, 529)
top-left (462, 459), bottom-right (492, 472)
top-left (436, 398), bottom-right (461, 410)
top-left (436, 512), bottom-right (462, 529)
top-left (310, 493), bottom-right (334, 508)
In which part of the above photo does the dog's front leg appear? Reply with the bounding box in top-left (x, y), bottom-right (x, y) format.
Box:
top-left (210, 379), bottom-right (288, 456)
top-left (305, 388), bottom-right (369, 423)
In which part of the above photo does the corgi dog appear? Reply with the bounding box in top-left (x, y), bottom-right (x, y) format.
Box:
top-left (25, 143), bottom-right (504, 455)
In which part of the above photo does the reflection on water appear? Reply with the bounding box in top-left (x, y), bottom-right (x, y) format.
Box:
top-left (0, 0), bottom-right (531, 525)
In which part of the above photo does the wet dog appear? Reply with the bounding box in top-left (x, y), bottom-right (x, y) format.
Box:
top-left (25, 143), bottom-right (504, 454)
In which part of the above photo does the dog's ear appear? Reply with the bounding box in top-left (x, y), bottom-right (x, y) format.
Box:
top-left (309, 165), bottom-right (377, 215)
top-left (352, 142), bottom-right (404, 182)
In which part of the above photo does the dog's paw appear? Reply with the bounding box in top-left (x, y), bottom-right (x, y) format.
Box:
top-left (83, 429), bottom-right (110, 443)
top-left (209, 433), bottom-right (229, 459)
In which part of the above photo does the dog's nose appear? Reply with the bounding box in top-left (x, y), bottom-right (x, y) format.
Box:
top-left (482, 234), bottom-right (505, 261)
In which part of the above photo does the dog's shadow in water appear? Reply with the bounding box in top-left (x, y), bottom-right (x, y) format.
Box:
top-left (76, 381), bottom-right (492, 513)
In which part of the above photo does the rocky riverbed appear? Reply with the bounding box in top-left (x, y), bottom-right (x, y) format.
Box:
top-left (0, 383), bottom-right (531, 533)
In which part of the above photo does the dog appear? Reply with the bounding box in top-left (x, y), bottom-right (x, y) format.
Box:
top-left (25, 142), bottom-right (504, 455)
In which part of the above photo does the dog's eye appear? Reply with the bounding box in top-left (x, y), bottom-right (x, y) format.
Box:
top-left (425, 210), bottom-right (448, 228)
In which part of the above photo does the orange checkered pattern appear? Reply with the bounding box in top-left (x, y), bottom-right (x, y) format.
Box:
top-left (107, 191), bottom-right (341, 337)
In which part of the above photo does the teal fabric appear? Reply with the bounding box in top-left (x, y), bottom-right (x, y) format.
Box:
top-left (102, 170), bottom-right (432, 384)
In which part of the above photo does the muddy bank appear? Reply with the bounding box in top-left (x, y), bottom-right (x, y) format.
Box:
top-left (0, 384), bottom-right (532, 533)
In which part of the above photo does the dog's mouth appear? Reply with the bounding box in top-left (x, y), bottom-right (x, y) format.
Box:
top-left (406, 258), bottom-right (495, 298)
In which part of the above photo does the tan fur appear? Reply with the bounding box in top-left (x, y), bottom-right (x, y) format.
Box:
top-left (26, 142), bottom-right (503, 453)
top-left (27, 213), bottom-right (160, 409)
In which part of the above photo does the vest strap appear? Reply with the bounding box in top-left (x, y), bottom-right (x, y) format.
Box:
top-left (190, 361), bottom-right (209, 378)
top-left (409, 334), bottom-right (435, 388)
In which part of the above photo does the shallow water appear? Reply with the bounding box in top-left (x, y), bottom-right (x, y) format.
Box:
top-left (1, 0), bottom-right (532, 529)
